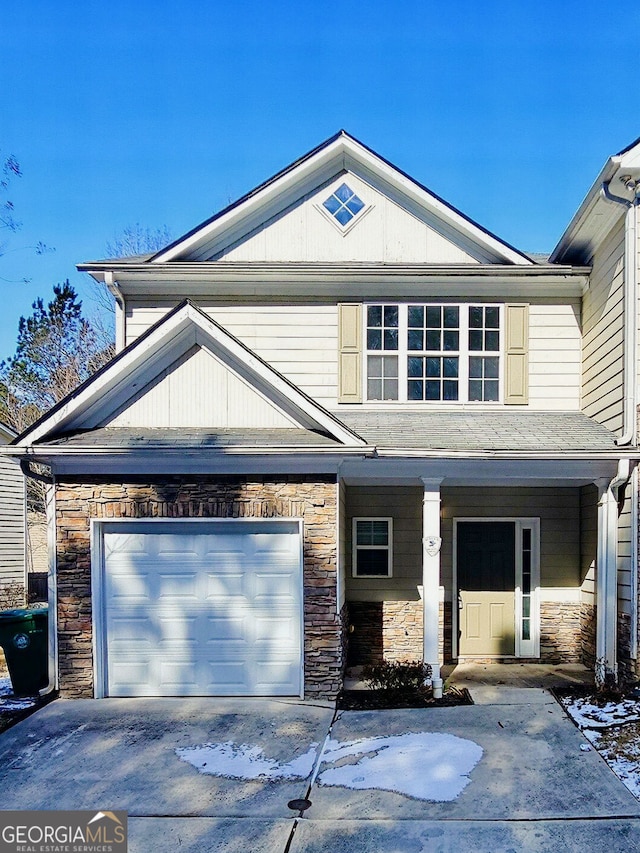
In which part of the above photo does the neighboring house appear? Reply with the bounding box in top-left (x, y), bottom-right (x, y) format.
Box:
top-left (0, 422), bottom-right (25, 607)
top-left (5, 131), bottom-right (640, 699)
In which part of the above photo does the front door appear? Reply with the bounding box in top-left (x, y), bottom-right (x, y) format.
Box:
top-left (457, 522), bottom-right (516, 656)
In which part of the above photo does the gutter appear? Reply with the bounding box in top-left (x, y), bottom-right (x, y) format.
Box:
top-left (600, 178), bottom-right (639, 446)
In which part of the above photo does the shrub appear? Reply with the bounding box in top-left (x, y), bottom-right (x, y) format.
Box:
top-left (362, 660), bottom-right (432, 693)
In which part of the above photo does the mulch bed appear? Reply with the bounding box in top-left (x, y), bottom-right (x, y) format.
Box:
top-left (337, 686), bottom-right (474, 710)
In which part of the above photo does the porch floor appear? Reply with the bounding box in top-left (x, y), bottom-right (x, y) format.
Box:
top-left (344, 662), bottom-right (593, 692)
top-left (443, 662), bottom-right (594, 690)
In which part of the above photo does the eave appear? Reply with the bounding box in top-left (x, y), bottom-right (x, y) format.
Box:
top-left (77, 262), bottom-right (591, 299)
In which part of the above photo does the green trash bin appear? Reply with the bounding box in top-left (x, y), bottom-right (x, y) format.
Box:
top-left (0, 607), bottom-right (48, 696)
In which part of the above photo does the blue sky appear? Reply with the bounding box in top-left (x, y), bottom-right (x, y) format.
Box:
top-left (1, 0), bottom-right (639, 361)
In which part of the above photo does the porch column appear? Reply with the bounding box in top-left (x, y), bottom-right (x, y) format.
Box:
top-left (421, 477), bottom-right (443, 697)
top-left (595, 479), bottom-right (618, 686)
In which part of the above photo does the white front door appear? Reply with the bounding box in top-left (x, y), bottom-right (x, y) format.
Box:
top-left (98, 520), bottom-right (303, 697)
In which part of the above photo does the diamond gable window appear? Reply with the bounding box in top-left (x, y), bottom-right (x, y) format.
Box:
top-left (323, 183), bottom-right (365, 228)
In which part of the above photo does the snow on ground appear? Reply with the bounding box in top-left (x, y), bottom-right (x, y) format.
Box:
top-left (175, 741), bottom-right (319, 781)
top-left (561, 695), bottom-right (640, 729)
top-left (176, 731), bottom-right (483, 802)
top-left (0, 676), bottom-right (37, 711)
top-left (583, 726), bottom-right (640, 799)
top-left (318, 732), bottom-right (483, 801)
top-left (561, 692), bottom-right (640, 800)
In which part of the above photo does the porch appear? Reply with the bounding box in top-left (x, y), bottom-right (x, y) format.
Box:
top-left (337, 457), bottom-right (634, 686)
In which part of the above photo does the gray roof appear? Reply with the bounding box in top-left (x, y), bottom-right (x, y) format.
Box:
top-left (38, 413), bottom-right (620, 454)
top-left (334, 411), bottom-right (619, 452)
top-left (41, 427), bottom-right (341, 449)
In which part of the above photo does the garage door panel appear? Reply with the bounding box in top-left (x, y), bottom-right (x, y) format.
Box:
top-left (206, 572), bottom-right (246, 600)
top-left (158, 572), bottom-right (199, 599)
top-left (102, 521), bottom-right (302, 697)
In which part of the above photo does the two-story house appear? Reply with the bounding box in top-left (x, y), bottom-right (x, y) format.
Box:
top-left (8, 131), bottom-right (639, 699)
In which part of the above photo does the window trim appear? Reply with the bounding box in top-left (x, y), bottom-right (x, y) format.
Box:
top-left (352, 517), bottom-right (393, 578)
top-left (363, 302), bottom-right (504, 404)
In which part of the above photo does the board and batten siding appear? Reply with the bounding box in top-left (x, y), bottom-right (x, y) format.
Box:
top-left (0, 453), bottom-right (25, 588)
top-left (344, 486), bottom-right (581, 604)
top-left (192, 172), bottom-right (487, 265)
top-left (581, 217), bottom-right (625, 433)
top-left (126, 299), bottom-right (581, 411)
top-left (107, 345), bottom-right (298, 429)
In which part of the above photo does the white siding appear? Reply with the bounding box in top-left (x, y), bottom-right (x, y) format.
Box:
top-left (0, 452), bottom-right (25, 587)
top-left (127, 299), bottom-right (581, 411)
top-left (582, 218), bottom-right (625, 433)
top-left (195, 172), bottom-right (486, 265)
top-left (107, 345), bottom-right (297, 429)
top-left (127, 303), bottom-right (340, 408)
top-left (528, 300), bottom-right (581, 410)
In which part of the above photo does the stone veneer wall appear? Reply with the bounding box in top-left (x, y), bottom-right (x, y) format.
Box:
top-left (349, 600), bottom-right (583, 666)
top-left (55, 475), bottom-right (342, 699)
top-left (539, 602), bottom-right (582, 663)
top-left (580, 602), bottom-right (596, 668)
top-left (347, 599), bottom-right (451, 666)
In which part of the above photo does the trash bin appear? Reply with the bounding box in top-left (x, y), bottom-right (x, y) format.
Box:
top-left (0, 607), bottom-right (48, 696)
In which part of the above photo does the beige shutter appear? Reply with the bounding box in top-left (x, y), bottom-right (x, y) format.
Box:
top-left (338, 303), bottom-right (362, 403)
top-left (505, 304), bottom-right (529, 405)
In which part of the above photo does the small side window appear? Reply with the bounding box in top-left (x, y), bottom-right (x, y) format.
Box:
top-left (352, 517), bottom-right (393, 577)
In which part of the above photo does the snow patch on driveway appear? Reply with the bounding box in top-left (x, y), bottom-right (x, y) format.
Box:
top-left (175, 741), bottom-right (319, 781)
top-left (318, 732), bottom-right (483, 801)
top-left (175, 731), bottom-right (483, 801)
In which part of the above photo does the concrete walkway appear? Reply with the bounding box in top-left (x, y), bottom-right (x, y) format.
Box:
top-left (0, 680), bottom-right (638, 852)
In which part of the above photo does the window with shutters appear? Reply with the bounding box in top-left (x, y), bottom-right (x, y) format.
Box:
top-left (365, 303), bottom-right (503, 403)
top-left (352, 517), bottom-right (393, 577)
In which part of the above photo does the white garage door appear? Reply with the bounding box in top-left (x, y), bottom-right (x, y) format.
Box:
top-left (100, 520), bottom-right (303, 697)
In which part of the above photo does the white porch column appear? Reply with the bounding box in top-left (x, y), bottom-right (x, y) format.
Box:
top-left (422, 477), bottom-right (443, 696)
top-left (595, 479), bottom-right (619, 686)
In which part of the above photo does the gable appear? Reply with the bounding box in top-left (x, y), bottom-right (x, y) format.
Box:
top-left (200, 171), bottom-right (487, 264)
top-left (150, 132), bottom-right (532, 267)
top-left (16, 301), bottom-right (365, 449)
top-left (104, 344), bottom-right (299, 429)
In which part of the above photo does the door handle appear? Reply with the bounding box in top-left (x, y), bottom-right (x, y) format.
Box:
top-left (458, 594), bottom-right (463, 610)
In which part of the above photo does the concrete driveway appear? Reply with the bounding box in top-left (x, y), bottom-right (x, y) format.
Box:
top-left (0, 689), bottom-right (639, 852)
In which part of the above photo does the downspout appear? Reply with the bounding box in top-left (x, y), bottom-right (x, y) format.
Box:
top-left (20, 460), bottom-right (57, 698)
top-left (596, 458), bottom-right (631, 686)
top-left (105, 272), bottom-right (126, 352)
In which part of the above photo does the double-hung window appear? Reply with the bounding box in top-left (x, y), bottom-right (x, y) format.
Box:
top-left (365, 303), bottom-right (502, 403)
top-left (352, 518), bottom-right (393, 577)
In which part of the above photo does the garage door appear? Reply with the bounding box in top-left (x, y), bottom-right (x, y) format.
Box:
top-left (100, 520), bottom-right (303, 697)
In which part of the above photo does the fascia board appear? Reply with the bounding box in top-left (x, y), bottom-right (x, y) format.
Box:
top-left (342, 145), bottom-right (532, 265)
top-left (0, 423), bottom-right (16, 442)
top-left (15, 309), bottom-right (198, 445)
top-left (550, 150), bottom-right (640, 263)
top-left (152, 139), bottom-right (346, 263)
